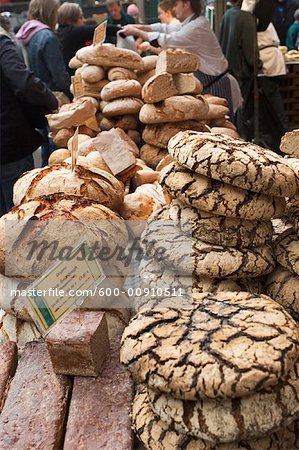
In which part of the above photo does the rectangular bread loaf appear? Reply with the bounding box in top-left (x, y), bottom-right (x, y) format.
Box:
top-left (0, 342), bottom-right (71, 450)
top-left (64, 338), bottom-right (133, 450)
top-left (0, 341), bottom-right (17, 411)
top-left (156, 49), bottom-right (200, 74)
top-left (139, 95), bottom-right (209, 124)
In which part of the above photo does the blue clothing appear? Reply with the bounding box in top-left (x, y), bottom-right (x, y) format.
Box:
top-left (286, 21), bottom-right (299, 49)
top-left (27, 29), bottom-right (70, 96)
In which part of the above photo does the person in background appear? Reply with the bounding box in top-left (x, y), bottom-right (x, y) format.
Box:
top-left (273, 0), bottom-right (297, 45)
top-left (127, 3), bottom-right (142, 24)
top-left (121, 0), bottom-right (237, 116)
top-left (16, 0), bottom-right (70, 166)
top-left (219, 0), bottom-right (258, 99)
top-left (106, 0), bottom-right (135, 44)
top-left (57, 3), bottom-right (119, 75)
top-left (286, 8), bottom-right (299, 48)
top-left (0, 27), bottom-right (58, 215)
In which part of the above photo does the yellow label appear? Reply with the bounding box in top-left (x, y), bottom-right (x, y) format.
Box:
top-left (71, 75), bottom-right (83, 97)
top-left (93, 20), bottom-right (107, 46)
top-left (26, 240), bottom-right (106, 335)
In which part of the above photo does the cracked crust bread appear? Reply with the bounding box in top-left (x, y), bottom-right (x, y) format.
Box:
top-left (168, 131), bottom-right (297, 198)
top-left (148, 360), bottom-right (299, 443)
top-left (121, 292), bottom-right (299, 400)
top-left (132, 387), bottom-right (299, 450)
top-left (154, 201), bottom-right (273, 248)
top-left (266, 265), bottom-right (299, 322)
top-left (141, 213), bottom-right (275, 278)
top-left (12, 163), bottom-right (124, 212)
top-left (274, 229), bottom-right (299, 276)
top-left (159, 162), bottom-right (286, 220)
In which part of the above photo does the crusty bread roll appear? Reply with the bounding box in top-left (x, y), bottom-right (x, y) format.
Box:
top-left (75, 66), bottom-right (84, 76)
top-left (77, 138), bottom-right (96, 156)
top-left (53, 128), bottom-right (74, 148)
top-left (101, 80), bottom-right (142, 102)
top-left (13, 164), bottom-right (124, 212)
top-left (49, 148), bottom-right (71, 165)
top-left (127, 130), bottom-right (141, 145)
top-left (156, 48), bottom-right (200, 74)
top-left (280, 130), bottom-right (299, 157)
top-left (173, 73), bottom-right (203, 94)
top-left (203, 94), bottom-right (228, 107)
top-left (135, 168), bottom-right (158, 185)
top-left (69, 56), bottom-right (83, 69)
top-left (142, 121), bottom-right (209, 149)
top-left (107, 67), bottom-right (137, 81)
top-left (136, 69), bottom-right (156, 86)
top-left (81, 65), bottom-right (105, 83)
top-left (142, 72), bottom-right (178, 103)
top-left (210, 127), bottom-right (240, 139)
top-left (140, 144), bottom-right (168, 169)
top-left (64, 152), bottom-right (112, 174)
top-left (76, 44), bottom-right (144, 70)
top-left (102, 97), bottom-right (144, 117)
top-left (78, 125), bottom-right (97, 137)
top-left (139, 95), bottom-right (209, 124)
top-left (137, 55), bottom-right (158, 74)
top-left (100, 115), bottom-right (138, 131)
top-left (206, 103), bottom-right (229, 120)
top-left (67, 134), bottom-right (90, 151)
top-left (156, 154), bottom-right (174, 172)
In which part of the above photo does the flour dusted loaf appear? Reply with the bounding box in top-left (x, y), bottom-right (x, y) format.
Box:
top-left (139, 95), bottom-right (209, 124)
top-left (168, 131), bottom-right (297, 197)
top-left (121, 292), bottom-right (299, 400)
top-left (101, 79), bottom-right (142, 101)
top-left (48, 148), bottom-right (71, 165)
top-left (280, 129), bottom-right (299, 157)
top-left (12, 163), bottom-right (124, 211)
top-left (274, 229), bottom-right (299, 276)
top-left (141, 72), bottom-right (178, 103)
top-left (81, 65), bottom-right (105, 83)
top-left (160, 161), bottom-right (286, 220)
top-left (142, 121), bottom-right (208, 149)
top-left (156, 48), bottom-right (200, 74)
top-left (76, 44), bottom-right (144, 70)
top-left (102, 97), bottom-right (143, 117)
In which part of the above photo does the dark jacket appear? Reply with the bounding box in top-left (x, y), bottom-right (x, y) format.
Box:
top-left (220, 7), bottom-right (258, 83)
top-left (107, 12), bottom-right (135, 44)
top-left (56, 24), bottom-right (120, 75)
top-left (273, 0), bottom-right (298, 45)
top-left (0, 34), bottom-right (58, 165)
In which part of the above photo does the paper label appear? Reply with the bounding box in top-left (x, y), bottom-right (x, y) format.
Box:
top-left (71, 126), bottom-right (79, 171)
top-left (26, 240), bottom-right (106, 335)
top-left (72, 75), bottom-right (83, 97)
top-left (93, 20), bottom-right (107, 46)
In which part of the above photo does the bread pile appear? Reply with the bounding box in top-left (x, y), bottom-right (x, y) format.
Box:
top-left (265, 129), bottom-right (299, 324)
top-left (120, 291), bottom-right (299, 449)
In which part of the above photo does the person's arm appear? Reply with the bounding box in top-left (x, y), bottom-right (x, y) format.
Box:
top-left (0, 36), bottom-right (58, 111)
top-left (43, 33), bottom-right (71, 96)
top-left (121, 22), bottom-right (182, 47)
top-left (241, 14), bottom-right (258, 69)
top-left (72, 23), bottom-right (120, 42)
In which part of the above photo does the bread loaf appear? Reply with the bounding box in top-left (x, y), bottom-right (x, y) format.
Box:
top-left (49, 148), bottom-right (71, 165)
top-left (92, 127), bottom-right (139, 158)
top-left (103, 97), bottom-right (143, 117)
top-left (76, 44), bottom-right (144, 70)
top-left (69, 56), bottom-right (83, 69)
top-left (127, 130), bottom-right (141, 145)
top-left (0, 310), bottom-right (41, 353)
top-left (0, 341), bottom-right (17, 411)
top-left (81, 65), bottom-right (105, 83)
top-left (142, 121), bottom-right (209, 149)
top-left (206, 103), bottom-right (229, 120)
top-left (108, 67), bottom-right (137, 81)
top-left (156, 48), bottom-right (200, 74)
top-left (12, 164), bottom-right (124, 211)
top-left (78, 125), bottom-right (97, 137)
top-left (203, 94), bottom-right (228, 107)
top-left (156, 154), bottom-right (174, 171)
top-left (139, 95), bottom-right (209, 124)
top-left (101, 80), bottom-right (142, 102)
top-left (280, 130), bottom-right (299, 157)
top-left (81, 81), bottom-right (101, 98)
top-left (137, 69), bottom-right (156, 86)
top-left (210, 127), bottom-right (240, 139)
top-left (100, 115), bottom-right (138, 131)
top-left (142, 72), bottom-right (178, 103)
top-left (138, 55), bottom-right (158, 73)
top-left (67, 134), bottom-right (90, 151)
top-left (173, 73), bottom-right (203, 94)
top-left (140, 144), bottom-right (168, 169)
top-left (53, 128), bottom-right (74, 148)
top-left (0, 274), bottom-right (32, 321)
top-left (64, 153), bottom-right (112, 173)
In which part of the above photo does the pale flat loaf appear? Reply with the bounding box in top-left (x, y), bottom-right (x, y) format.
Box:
top-left (81, 65), bottom-right (105, 83)
top-left (76, 44), bottom-right (144, 70)
top-left (139, 95), bottom-right (209, 124)
top-left (103, 97), bottom-right (144, 117)
top-left (142, 72), bottom-right (178, 103)
top-left (101, 80), bottom-right (142, 102)
top-left (156, 48), bottom-right (200, 74)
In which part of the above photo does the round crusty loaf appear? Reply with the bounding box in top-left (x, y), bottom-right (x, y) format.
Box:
top-left (0, 194), bottom-right (128, 278)
top-left (76, 44), bottom-right (144, 70)
top-left (102, 97), bottom-right (144, 117)
top-left (13, 163), bottom-right (124, 212)
top-left (48, 148), bottom-right (71, 165)
top-left (68, 56), bottom-right (83, 69)
top-left (107, 67), bottom-right (137, 81)
top-left (139, 95), bottom-right (209, 124)
top-left (101, 80), bottom-right (142, 102)
top-left (81, 65), bottom-right (105, 83)
top-left (64, 152), bottom-right (112, 174)
top-left (266, 265), bottom-right (299, 321)
top-left (137, 55), bottom-right (158, 73)
top-left (53, 128), bottom-right (74, 148)
top-left (140, 144), bottom-right (168, 170)
top-left (280, 129), bottom-right (299, 158)
top-left (67, 134), bottom-right (90, 151)
top-left (142, 121), bottom-right (209, 149)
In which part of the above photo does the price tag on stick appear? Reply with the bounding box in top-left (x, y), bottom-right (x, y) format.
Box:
top-left (71, 126), bottom-right (79, 171)
top-left (71, 75), bottom-right (83, 98)
top-left (93, 20), bottom-right (107, 46)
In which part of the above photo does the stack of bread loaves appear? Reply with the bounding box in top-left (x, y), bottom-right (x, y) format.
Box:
top-left (121, 291), bottom-right (299, 449)
top-left (139, 49), bottom-right (211, 169)
top-left (136, 131), bottom-right (298, 312)
top-left (265, 129), bottom-right (299, 324)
